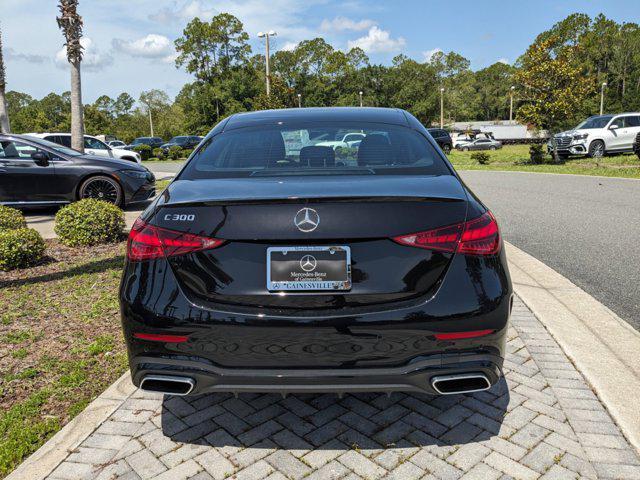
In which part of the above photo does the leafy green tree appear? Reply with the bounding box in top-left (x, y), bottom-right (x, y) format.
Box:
top-left (113, 92), bottom-right (135, 116)
top-left (515, 36), bottom-right (595, 130)
top-left (175, 13), bottom-right (250, 82)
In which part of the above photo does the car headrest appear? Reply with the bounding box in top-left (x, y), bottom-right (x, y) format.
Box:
top-left (1, 142), bottom-right (19, 158)
top-left (228, 131), bottom-right (286, 168)
top-left (299, 146), bottom-right (335, 167)
top-left (357, 134), bottom-right (394, 166)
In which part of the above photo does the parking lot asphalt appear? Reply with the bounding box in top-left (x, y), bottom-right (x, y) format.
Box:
top-left (459, 171), bottom-right (640, 331)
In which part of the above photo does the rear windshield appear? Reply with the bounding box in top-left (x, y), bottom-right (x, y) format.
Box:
top-left (179, 123), bottom-right (450, 179)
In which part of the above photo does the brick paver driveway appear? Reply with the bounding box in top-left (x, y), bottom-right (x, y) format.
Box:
top-left (48, 298), bottom-right (639, 480)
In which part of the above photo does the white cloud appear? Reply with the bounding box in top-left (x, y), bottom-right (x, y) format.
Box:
top-left (497, 58), bottom-right (510, 64)
top-left (5, 48), bottom-right (47, 64)
top-left (149, 0), bottom-right (214, 23)
top-left (113, 34), bottom-right (176, 63)
top-left (280, 41), bottom-right (298, 52)
top-left (423, 47), bottom-right (442, 62)
top-left (55, 38), bottom-right (113, 72)
top-left (148, 0), bottom-right (319, 48)
top-left (320, 16), bottom-right (375, 32)
top-left (347, 26), bottom-right (405, 53)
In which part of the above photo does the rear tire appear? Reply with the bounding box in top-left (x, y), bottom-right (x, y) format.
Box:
top-left (490, 146), bottom-right (496, 150)
top-left (79, 175), bottom-right (123, 207)
top-left (463, 147), bottom-right (469, 152)
top-left (588, 140), bottom-right (605, 159)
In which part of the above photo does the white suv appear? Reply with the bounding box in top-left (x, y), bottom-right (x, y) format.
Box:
top-left (26, 133), bottom-right (142, 163)
top-left (549, 113), bottom-right (640, 159)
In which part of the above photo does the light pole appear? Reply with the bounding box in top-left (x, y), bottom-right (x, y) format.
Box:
top-left (440, 88), bottom-right (445, 129)
top-left (600, 82), bottom-right (607, 115)
top-left (509, 86), bottom-right (515, 121)
top-left (297, 93), bottom-right (302, 108)
top-left (257, 30), bottom-right (277, 96)
top-left (143, 102), bottom-right (154, 137)
top-left (359, 91), bottom-right (363, 107)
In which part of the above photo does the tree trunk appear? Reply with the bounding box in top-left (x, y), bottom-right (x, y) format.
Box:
top-left (70, 59), bottom-right (84, 152)
top-left (0, 89), bottom-right (9, 133)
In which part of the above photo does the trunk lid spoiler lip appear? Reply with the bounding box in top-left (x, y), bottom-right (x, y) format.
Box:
top-left (155, 175), bottom-right (468, 209)
top-left (157, 195), bottom-right (465, 209)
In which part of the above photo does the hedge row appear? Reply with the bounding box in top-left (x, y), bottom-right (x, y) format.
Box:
top-left (0, 200), bottom-right (126, 271)
top-left (0, 206), bottom-right (45, 271)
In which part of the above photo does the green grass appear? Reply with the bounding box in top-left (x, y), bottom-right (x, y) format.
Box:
top-left (0, 242), bottom-right (127, 478)
top-left (155, 179), bottom-right (171, 191)
top-left (448, 144), bottom-right (640, 179)
top-left (144, 158), bottom-right (186, 164)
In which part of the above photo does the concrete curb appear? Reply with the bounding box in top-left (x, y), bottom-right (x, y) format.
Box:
top-left (5, 373), bottom-right (136, 480)
top-left (506, 241), bottom-right (640, 453)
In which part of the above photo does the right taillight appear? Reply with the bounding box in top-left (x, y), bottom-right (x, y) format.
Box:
top-left (127, 218), bottom-right (224, 261)
top-left (458, 211), bottom-right (500, 255)
top-left (392, 211), bottom-right (500, 256)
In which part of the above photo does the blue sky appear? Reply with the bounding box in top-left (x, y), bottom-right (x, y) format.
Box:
top-left (2, 0), bottom-right (639, 103)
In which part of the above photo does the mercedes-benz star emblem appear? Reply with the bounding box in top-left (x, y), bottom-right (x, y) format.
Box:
top-left (294, 208), bottom-right (320, 232)
top-left (300, 255), bottom-right (317, 272)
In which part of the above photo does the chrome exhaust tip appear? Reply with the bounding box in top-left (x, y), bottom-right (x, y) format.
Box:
top-left (140, 375), bottom-right (195, 396)
top-left (431, 373), bottom-right (491, 395)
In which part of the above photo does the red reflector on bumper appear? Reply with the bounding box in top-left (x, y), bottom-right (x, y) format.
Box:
top-left (133, 333), bottom-right (189, 343)
top-left (434, 329), bottom-right (495, 340)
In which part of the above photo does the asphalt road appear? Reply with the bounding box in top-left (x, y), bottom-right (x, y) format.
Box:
top-left (458, 170), bottom-right (640, 330)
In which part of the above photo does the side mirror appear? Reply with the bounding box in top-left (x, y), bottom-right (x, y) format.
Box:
top-left (31, 151), bottom-right (49, 166)
top-left (609, 124), bottom-right (619, 130)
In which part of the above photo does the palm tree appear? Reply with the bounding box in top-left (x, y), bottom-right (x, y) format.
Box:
top-left (0, 25), bottom-right (10, 133)
top-left (57, 0), bottom-right (84, 152)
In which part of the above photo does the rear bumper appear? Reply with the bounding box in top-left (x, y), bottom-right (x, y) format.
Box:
top-left (129, 349), bottom-right (504, 395)
top-left (120, 245), bottom-right (512, 394)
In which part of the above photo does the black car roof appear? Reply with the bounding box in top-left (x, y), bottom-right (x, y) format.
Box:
top-left (224, 107), bottom-right (410, 131)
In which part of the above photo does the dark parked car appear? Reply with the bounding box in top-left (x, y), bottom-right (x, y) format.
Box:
top-left (160, 136), bottom-right (203, 153)
top-left (457, 138), bottom-right (503, 151)
top-left (126, 137), bottom-right (165, 149)
top-left (0, 134), bottom-right (155, 207)
top-left (120, 107), bottom-right (512, 397)
top-left (634, 132), bottom-right (640, 160)
top-left (427, 128), bottom-right (453, 153)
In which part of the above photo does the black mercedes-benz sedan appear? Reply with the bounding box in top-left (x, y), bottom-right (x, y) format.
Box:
top-left (120, 107), bottom-right (512, 397)
top-left (0, 134), bottom-right (155, 207)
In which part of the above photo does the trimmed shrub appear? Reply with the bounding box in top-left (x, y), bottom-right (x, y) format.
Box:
top-left (152, 147), bottom-right (165, 160)
top-left (168, 145), bottom-right (183, 160)
top-left (0, 205), bottom-right (27, 231)
top-left (132, 144), bottom-right (152, 161)
top-left (529, 144), bottom-right (545, 164)
top-left (470, 152), bottom-right (490, 165)
top-left (181, 148), bottom-right (194, 159)
top-left (633, 132), bottom-right (640, 160)
top-left (0, 228), bottom-right (46, 271)
top-left (54, 199), bottom-right (125, 246)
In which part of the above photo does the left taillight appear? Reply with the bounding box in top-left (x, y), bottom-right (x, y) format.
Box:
top-left (392, 211), bottom-right (500, 256)
top-left (127, 218), bottom-right (224, 261)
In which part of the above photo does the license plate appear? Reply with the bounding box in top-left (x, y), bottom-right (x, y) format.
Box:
top-left (267, 246), bottom-right (351, 291)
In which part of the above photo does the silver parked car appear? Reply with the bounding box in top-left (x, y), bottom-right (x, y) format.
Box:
top-left (457, 138), bottom-right (503, 151)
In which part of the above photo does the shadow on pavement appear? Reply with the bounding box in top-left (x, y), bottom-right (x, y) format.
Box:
top-left (160, 378), bottom-right (509, 449)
